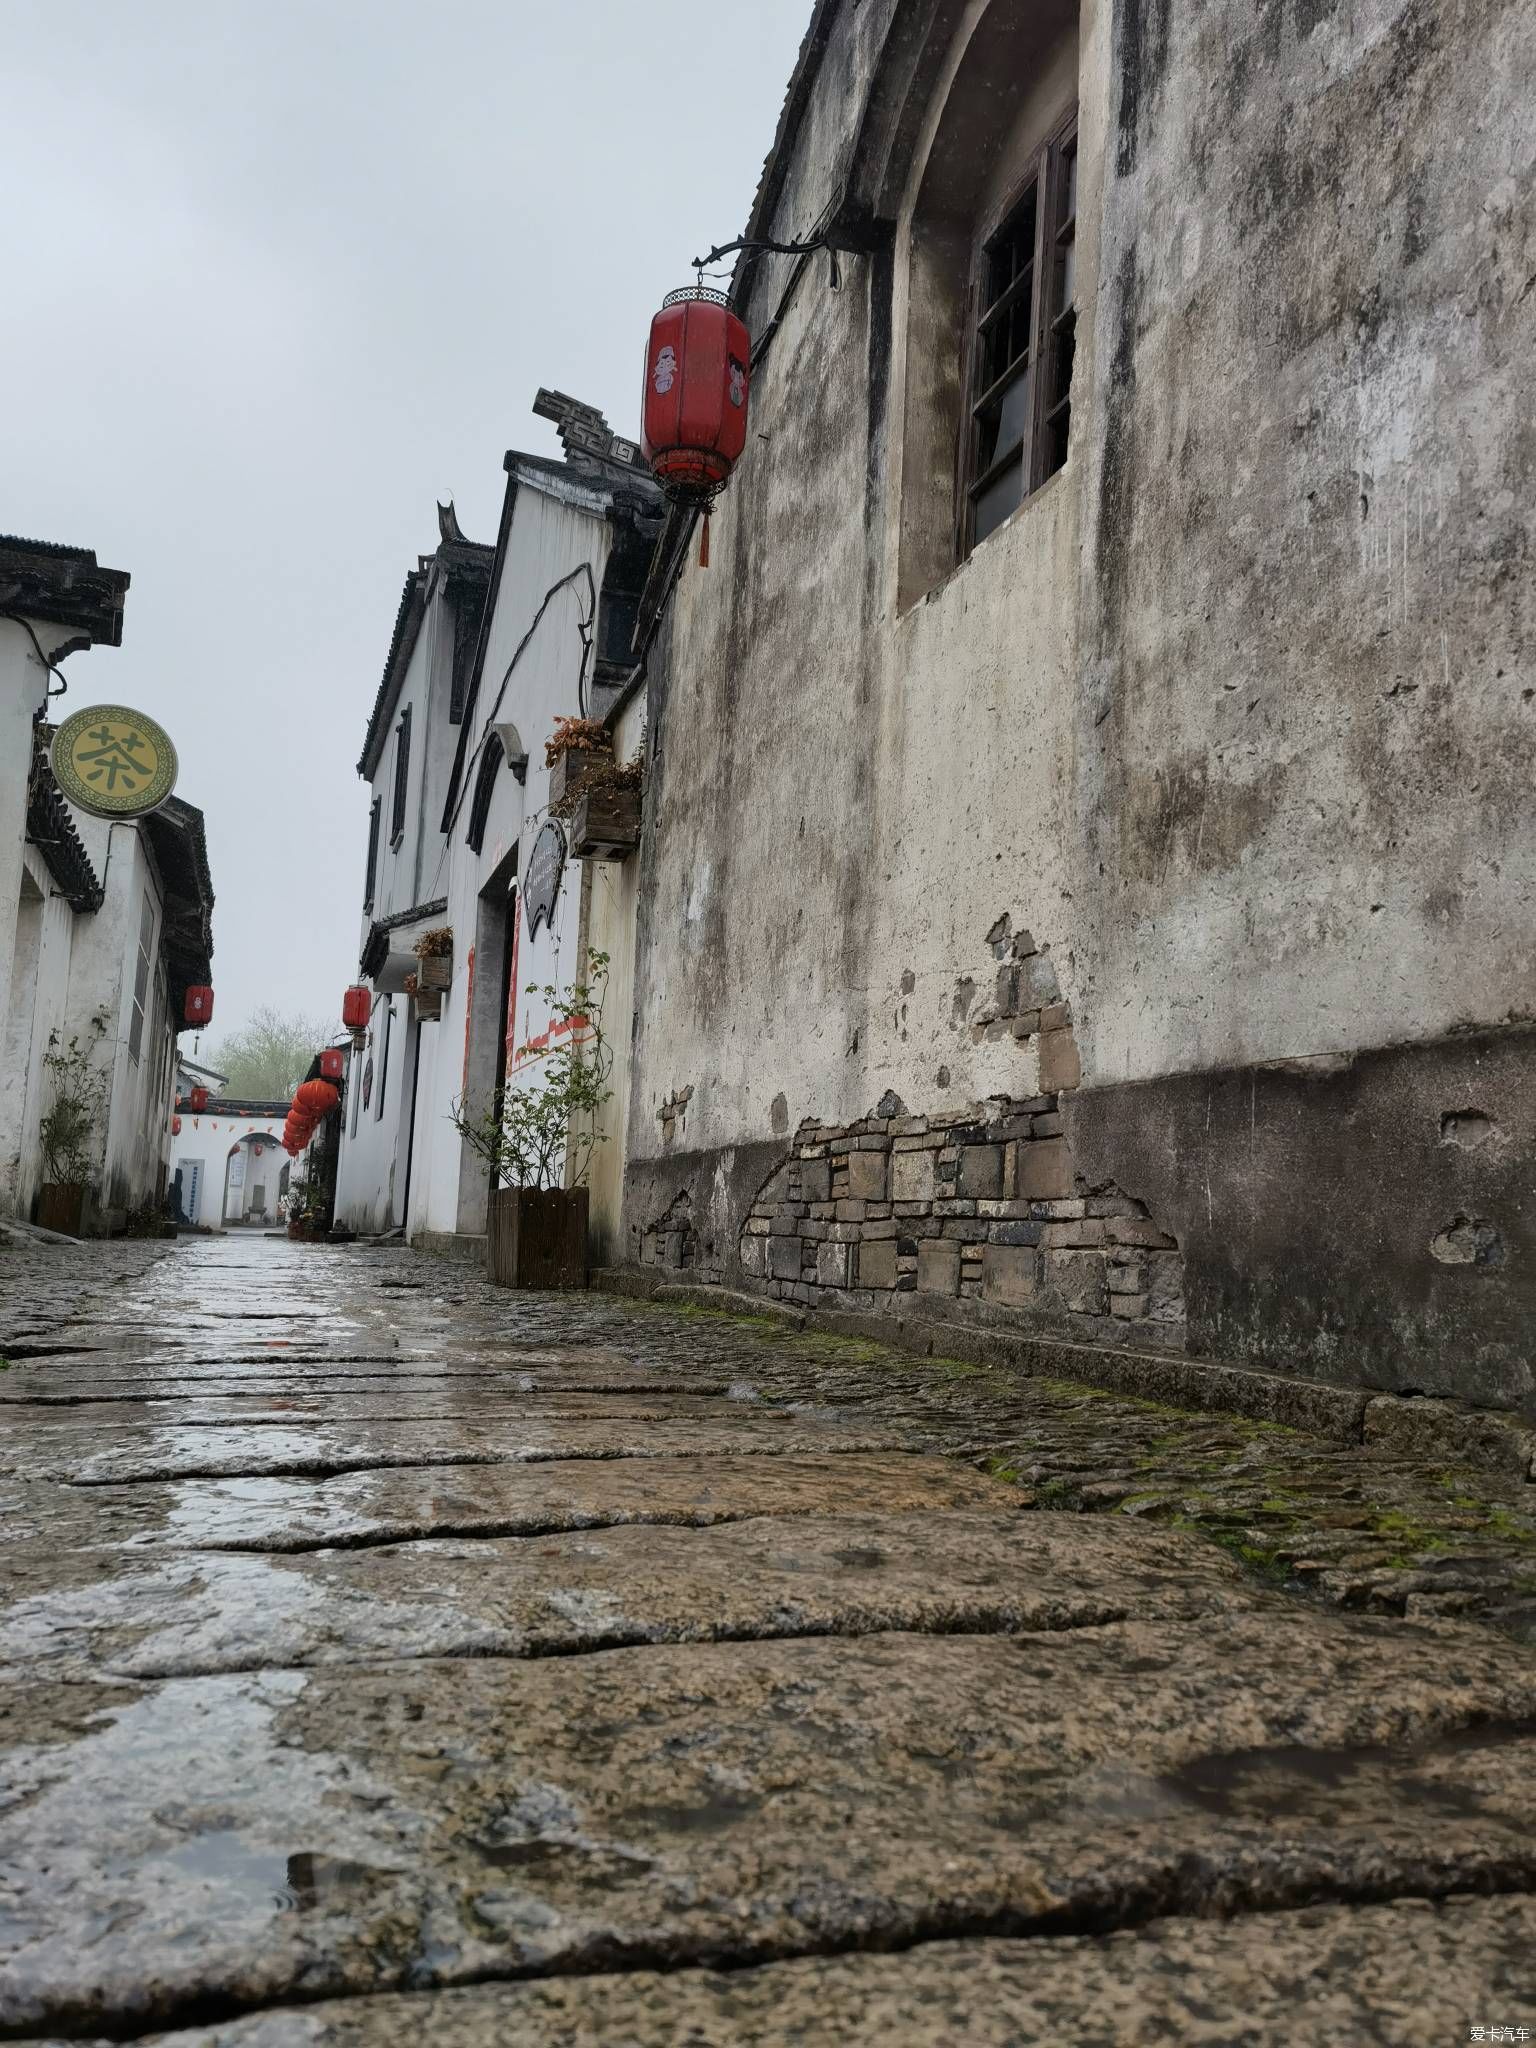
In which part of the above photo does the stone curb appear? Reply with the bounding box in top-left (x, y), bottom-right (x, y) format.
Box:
top-left (591, 1267), bottom-right (1536, 1479)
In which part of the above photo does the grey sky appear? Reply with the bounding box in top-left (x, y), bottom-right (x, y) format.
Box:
top-left (3, 0), bottom-right (809, 1046)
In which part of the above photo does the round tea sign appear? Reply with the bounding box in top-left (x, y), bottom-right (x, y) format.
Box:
top-left (50, 703), bottom-right (178, 818)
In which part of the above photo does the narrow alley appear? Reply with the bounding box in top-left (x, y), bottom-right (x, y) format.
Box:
top-left (2, 1233), bottom-right (1535, 2043)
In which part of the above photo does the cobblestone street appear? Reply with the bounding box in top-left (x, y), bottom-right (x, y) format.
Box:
top-left (2, 1234), bottom-right (1535, 2043)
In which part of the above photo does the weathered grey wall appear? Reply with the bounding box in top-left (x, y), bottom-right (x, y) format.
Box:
top-left (1077, 0), bottom-right (1536, 1083)
top-left (626, 0), bottom-right (1535, 1408)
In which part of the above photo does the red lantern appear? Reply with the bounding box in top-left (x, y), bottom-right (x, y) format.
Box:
top-left (188, 1086), bottom-right (209, 1113)
top-left (294, 1079), bottom-right (340, 1120)
top-left (172, 1115), bottom-right (182, 1136)
top-left (342, 986), bottom-right (371, 1031)
top-left (185, 986), bottom-right (214, 1026)
top-left (319, 1047), bottom-right (345, 1082)
top-left (642, 287), bottom-right (750, 514)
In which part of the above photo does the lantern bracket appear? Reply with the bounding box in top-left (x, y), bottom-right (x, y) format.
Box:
top-left (691, 236), bottom-right (842, 291)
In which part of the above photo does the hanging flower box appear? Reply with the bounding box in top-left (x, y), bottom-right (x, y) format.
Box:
top-left (570, 784), bottom-right (641, 861)
top-left (414, 988), bottom-right (443, 1022)
top-left (545, 717), bottom-right (613, 812)
top-left (548, 741), bottom-right (614, 811)
top-left (413, 927), bottom-right (453, 990)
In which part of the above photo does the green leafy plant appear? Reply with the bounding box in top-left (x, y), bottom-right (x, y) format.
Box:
top-left (450, 950), bottom-right (614, 1190)
top-left (38, 1012), bottom-right (111, 1188)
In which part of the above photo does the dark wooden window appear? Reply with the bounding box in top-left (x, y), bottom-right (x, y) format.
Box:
top-left (465, 736), bottom-right (504, 854)
top-left (961, 112), bottom-right (1078, 554)
top-left (363, 797), bottom-right (381, 912)
top-left (375, 999), bottom-right (392, 1121)
top-left (390, 707), bottom-right (411, 847)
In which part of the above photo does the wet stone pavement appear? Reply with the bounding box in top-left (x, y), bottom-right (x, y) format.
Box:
top-left (1, 1236), bottom-right (1534, 2044)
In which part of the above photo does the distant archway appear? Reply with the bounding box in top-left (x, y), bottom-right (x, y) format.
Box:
top-left (222, 1130), bottom-right (283, 1226)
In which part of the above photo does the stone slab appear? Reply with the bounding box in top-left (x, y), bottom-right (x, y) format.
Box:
top-left (10, 1453), bottom-right (1013, 1556)
top-left (108, 1896), bottom-right (1536, 2047)
top-left (12, 1410), bottom-right (944, 1486)
top-left (3, 1622), bottom-right (1536, 2034)
top-left (0, 1510), bottom-right (1250, 1682)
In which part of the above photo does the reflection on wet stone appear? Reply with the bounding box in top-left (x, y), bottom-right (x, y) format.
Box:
top-left (2, 1234), bottom-right (1536, 2040)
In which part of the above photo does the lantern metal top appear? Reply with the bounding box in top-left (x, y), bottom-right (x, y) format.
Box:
top-left (663, 284), bottom-right (730, 310)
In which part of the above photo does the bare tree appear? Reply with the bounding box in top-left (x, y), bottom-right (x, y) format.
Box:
top-left (204, 1006), bottom-right (332, 1101)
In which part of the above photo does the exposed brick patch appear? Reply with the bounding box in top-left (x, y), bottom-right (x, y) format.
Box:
top-left (737, 1094), bottom-right (1185, 1344)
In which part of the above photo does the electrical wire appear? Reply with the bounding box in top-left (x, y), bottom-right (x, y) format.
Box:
top-left (425, 561), bottom-right (597, 899)
top-left (4, 612), bottom-right (73, 697)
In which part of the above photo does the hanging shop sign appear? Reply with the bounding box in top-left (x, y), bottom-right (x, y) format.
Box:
top-left (50, 703), bottom-right (178, 818)
top-left (524, 819), bottom-right (567, 939)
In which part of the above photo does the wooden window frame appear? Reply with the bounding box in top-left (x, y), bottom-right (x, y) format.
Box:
top-left (957, 107), bottom-right (1079, 560)
top-left (128, 891), bottom-right (154, 1064)
top-left (363, 797), bottom-right (381, 913)
top-left (389, 707), bottom-right (411, 849)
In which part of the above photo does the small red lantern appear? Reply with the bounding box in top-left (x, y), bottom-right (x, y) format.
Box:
top-left (188, 1086), bottom-right (209, 1113)
top-left (185, 986), bottom-right (214, 1026)
top-left (342, 985), bottom-right (370, 1031)
top-left (642, 286), bottom-right (750, 562)
top-left (172, 1115), bottom-right (182, 1136)
top-left (319, 1048), bottom-right (345, 1082)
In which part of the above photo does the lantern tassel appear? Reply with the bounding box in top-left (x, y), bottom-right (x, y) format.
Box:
top-left (699, 509), bottom-right (710, 569)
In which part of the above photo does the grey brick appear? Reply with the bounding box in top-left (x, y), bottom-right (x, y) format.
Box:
top-left (916, 1239), bottom-right (960, 1296)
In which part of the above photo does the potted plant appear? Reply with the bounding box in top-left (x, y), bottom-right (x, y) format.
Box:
top-left (35, 1012), bottom-right (110, 1237)
top-left (450, 949), bottom-right (613, 1290)
top-left (414, 927), bottom-right (454, 992)
top-left (282, 1180), bottom-right (329, 1241)
top-left (545, 715), bottom-right (613, 810)
top-left (569, 749), bottom-right (643, 861)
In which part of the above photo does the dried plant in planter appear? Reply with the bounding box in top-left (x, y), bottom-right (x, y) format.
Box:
top-left (545, 716), bottom-right (611, 768)
top-left (414, 927), bottom-right (453, 991)
top-left (549, 746), bottom-right (644, 821)
top-left (403, 972), bottom-right (419, 997)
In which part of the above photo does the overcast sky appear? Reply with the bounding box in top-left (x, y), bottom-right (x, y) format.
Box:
top-left (3, 0), bottom-right (809, 1045)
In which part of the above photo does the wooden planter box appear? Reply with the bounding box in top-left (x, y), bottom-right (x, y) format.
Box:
top-left (547, 742), bottom-right (613, 810)
top-left (413, 989), bottom-right (443, 1022)
top-left (487, 1185), bottom-right (589, 1290)
top-left (570, 784), bottom-right (641, 861)
top-left (417, 952), bottom-right (452, 991)
top-left (36, 1183), bottom-right (88, 1236)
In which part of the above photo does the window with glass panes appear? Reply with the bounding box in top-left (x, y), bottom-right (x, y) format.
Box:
top-left (962, 113), bottom-right (1077, 553)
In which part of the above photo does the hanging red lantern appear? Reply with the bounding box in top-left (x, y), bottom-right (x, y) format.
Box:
top-left (185, 986), bottom-right (214, 1026)
top-left (642, 286), bottom-right (750, 562)
top-left (319, 1047), bottom-right (346, 1082)
top-left (294, 1079), bottom-right (340, 1120)
top-left (172, 1115), bottom-right (182, 1136)
top-left (342, 986), bottom-right (371, 1031)
top-left (188, 1086), bottom-right (209, 1113)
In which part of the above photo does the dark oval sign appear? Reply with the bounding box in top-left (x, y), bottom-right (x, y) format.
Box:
top-left (524, 818), bottom-right (566, 939)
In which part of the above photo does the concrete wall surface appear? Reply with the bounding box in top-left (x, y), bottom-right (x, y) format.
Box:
top-left (622, 0), bottom-right (1536, 1408)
